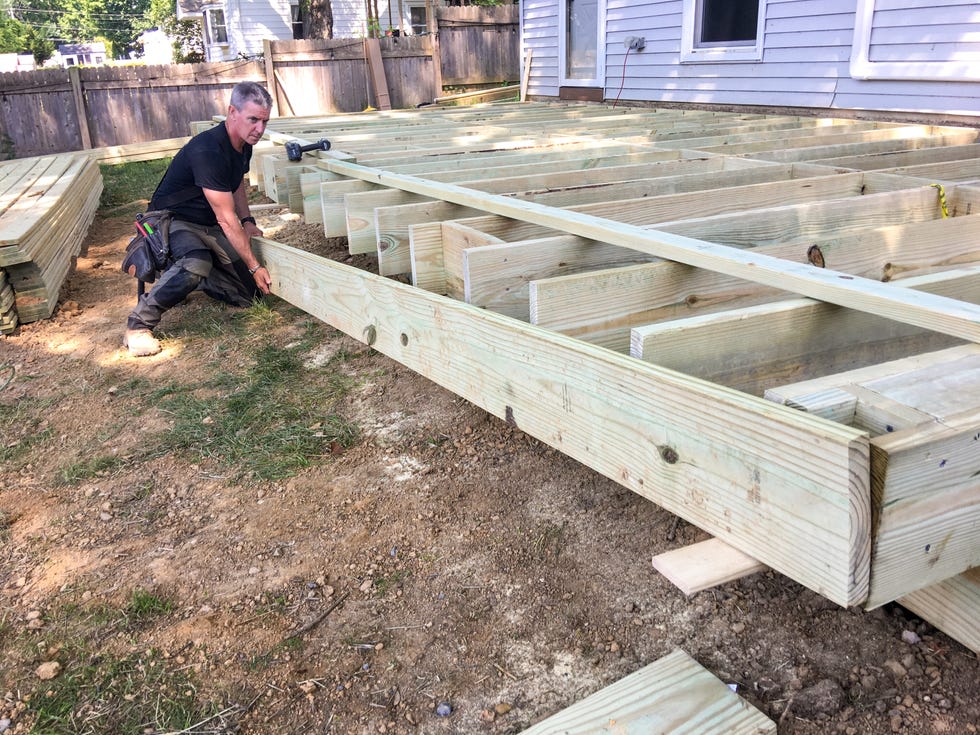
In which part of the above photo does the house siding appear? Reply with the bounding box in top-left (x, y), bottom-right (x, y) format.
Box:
top-left (523, 0), bottom-right (980, 117)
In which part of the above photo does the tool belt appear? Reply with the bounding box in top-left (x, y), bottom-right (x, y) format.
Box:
top-left (121, 209), bottom-right (175, 283)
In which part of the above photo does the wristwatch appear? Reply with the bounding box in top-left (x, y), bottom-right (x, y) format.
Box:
top-left (249, 263), bottom-right (262, 274)
top-left (240, 216), bottom-right (256, 226)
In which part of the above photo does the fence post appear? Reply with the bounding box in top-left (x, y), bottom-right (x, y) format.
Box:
top-left (263, 38), bottom-right (282, 117)
top-left (427, 0), bottom-right (442, 96)
top-left (67, 66), bottom-right (93, 150)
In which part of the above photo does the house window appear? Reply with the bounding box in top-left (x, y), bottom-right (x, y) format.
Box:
top-left (559, 0), bottom-right (604, 87)
top-left (291, 3), bottom-right (305, 39)
top-left (204, 8), bottom-right (229, 45)
top-left (681, 0), bottom-right (765, 62)
top-left (410, 6), bottom-right (427, 35)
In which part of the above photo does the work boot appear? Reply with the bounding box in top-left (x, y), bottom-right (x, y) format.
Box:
top-left (124, 328), bottom-right (161, 357)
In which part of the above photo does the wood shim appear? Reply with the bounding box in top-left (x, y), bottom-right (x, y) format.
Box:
top-left (653, 538), bottom-right (768, 596)
top-left (519, 648), bottom-right (776, 734)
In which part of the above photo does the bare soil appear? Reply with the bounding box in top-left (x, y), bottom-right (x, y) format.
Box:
top-left (1, 208), bottom-right (978, 735)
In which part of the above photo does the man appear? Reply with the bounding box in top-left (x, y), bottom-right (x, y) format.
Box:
top-left (124, 81), bottom-right (274, 357)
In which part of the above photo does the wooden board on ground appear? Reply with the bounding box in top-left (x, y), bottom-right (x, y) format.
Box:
top-left (519, 648), bottom-right (776, 734)
top-left (652, 538), bottom-right (768, 596)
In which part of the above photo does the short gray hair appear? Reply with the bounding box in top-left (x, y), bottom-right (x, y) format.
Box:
top-left (230, 81), bottom-right (273, 111)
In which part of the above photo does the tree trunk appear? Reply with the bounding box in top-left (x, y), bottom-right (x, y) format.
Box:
top-left (307, 0), bottom-right (333, 39)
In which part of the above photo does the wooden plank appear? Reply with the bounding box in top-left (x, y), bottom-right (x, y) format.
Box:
top-left (320, 179), bottom-right (379, 236)
top-left (652, 538), bottom-right (768, 596)
top-left (519, 648), bottom-right (775, 735)
top-left (461, 235), bottom-right (655, 319)
top-left (252, 237), bottom-right (872, 607)
top-left (629, 267), bottom-right (980, 395)
top-left (899, 567), bottom-right (980, 655)
top-left (531, 213), bottom-right (980, 351)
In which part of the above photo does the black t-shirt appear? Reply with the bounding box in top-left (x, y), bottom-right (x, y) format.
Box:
top-left (150, 123), bottom-right (251, 226)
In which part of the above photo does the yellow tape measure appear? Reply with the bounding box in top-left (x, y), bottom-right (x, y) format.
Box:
top-left (931, 183), bottom-right (949, 218)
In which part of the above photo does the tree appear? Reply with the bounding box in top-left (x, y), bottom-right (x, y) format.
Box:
top-left (0, 13), bottom-right (54, 63)
top-left (12, 0), bottom-right (153, 59)
top-left (305, 0), bottom-right (333, 39)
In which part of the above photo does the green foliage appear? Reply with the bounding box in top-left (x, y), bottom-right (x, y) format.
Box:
top-left (124, 588), bottom-right (174, 622)
top-left (163, 16), bottom-right (204, 63)
top-left (11, 0), bottom-right (155, 60)
top-left (0, 13), bottom-right (54, 63)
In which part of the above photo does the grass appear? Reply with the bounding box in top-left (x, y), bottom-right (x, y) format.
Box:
top-left (26, 649), bottom-right (226, 735)
top-left (98, 159), bottom-right (171, 211)
top-left (12, 590), bottom-right (229, 735)
top-left (147, 302), bottom-right (359, 481)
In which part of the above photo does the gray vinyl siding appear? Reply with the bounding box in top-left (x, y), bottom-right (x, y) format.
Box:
top-left (523, 0), bottom-right (980, 117)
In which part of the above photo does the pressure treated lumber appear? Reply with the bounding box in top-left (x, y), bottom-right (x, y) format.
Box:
top-left (312, 157), bottom-right (980, 344)
top-left (652, 538), bottom-right (768, 596)
top-left (0, 153), bottom-right (102, 327)
top-left (252, 236), bottom-right (872, 607)
top-left (765, 346), bottom-right (980, 607)
top-left (519, 648), bottom-right (775, 734)
top-left (898, 568), bottom-right (980, 655)
top-left (630, 267), bottom-right (980, 395)
top-left (530, 212), bottom-right (980, 351)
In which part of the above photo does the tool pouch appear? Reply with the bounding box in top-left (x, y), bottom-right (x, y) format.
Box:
top-left (121, 210), bottom-right (175, 284)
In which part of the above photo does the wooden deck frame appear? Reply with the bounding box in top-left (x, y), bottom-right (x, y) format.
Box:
top-left (252, 236), bottom-right (871, 607)
top-left (252, 104), bottom-right (980, 626)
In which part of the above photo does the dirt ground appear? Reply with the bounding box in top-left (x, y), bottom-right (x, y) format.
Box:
top-left (1, 205), bottom-right (978, 735)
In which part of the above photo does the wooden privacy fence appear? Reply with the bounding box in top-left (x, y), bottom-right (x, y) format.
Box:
top-left (0, 6), bottom-right (519, 160)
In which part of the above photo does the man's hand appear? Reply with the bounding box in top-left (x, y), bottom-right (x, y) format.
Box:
top-left (241, 219), bottom-right (271, 294)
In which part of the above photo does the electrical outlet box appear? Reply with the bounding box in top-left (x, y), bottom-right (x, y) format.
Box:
top-left (624, 36), bottom-right (646, 51)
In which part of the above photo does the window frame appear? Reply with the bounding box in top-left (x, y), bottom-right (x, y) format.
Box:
top-left (680, 0), bottom-right (766, 63)
top-left (204, 8), bottom-right (229, 46)
top-left (558, 0), bottom-right (606, 88)
top-left (850, 0), bottom-right (980, 81)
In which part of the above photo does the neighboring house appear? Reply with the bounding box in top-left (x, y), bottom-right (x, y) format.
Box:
top-left (0, 53), bottom-right (36, 73)
top-left (176, 0), bottom-right (439, 61)
top-left (53, 43), bottom-right (108, 67)
top-left (136, 28), bottom-right (175, 65)
top-left (520, 0), bottom-right (980, 117)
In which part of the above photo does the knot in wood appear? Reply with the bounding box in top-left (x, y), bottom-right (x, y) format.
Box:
top-left (658, 445), bottom-right (679, 464)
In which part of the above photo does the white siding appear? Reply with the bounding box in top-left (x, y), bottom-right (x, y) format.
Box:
top-left (524, 0), bottom-right (980, 116)
top-left (522, 0), bottom-right (560, 97)
top-left (217, 0), bottom-right (292, 59)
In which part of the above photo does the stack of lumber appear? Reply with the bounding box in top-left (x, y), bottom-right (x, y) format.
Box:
top-left (239, 102), bottom-right (980, 652)
top-left (0, 153), bottom-right (102, 333)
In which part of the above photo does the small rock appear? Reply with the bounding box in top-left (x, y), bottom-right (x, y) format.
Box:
top-left (35, 661), bottom-right (61, 680)
top-left (901, 653), bottom-right (915, 670)
top-left (901, 629), bottom-right (921, 645)
top-left (359, 578), bottom-right (374, 593)
top-left (0, 718), bottom-right (11, 733)
top-left (298, 681), bottom-right (317, 695)
top-left (480, 709), bottom-right (495, 723)
top-left (883, 660), bottom-right (907, 680)
top-left (435, 702), bottom-right (452, 717)
top-left (494, 702), bottom-right (512, 715)
top-left (25, 610), bottom-right (41, 620)
top-left (731, 622), bottom-right (746, 634)
top-left (791, 678), bottom-right (846, 718)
